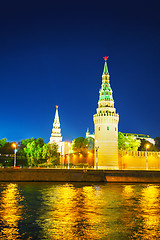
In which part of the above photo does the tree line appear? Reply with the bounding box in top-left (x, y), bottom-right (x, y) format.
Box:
top-left (0, 138), bottom-right (59, 167)
top-left (72, 134), bottom-right (160, 153)
top-left (0, 134), bottom-right (160, 167)
top-left (118, 132), bottom-right (160, 151)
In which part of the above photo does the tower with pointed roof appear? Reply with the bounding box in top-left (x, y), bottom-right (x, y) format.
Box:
top-left (50, 105), bottom-right (63, 144)
top-left (93, 57), bottom-right (119, 169)
top-left (49, 106), bottom-right (71, 158)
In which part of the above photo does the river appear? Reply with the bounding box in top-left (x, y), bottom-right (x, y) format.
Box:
top-left (0, 182), bottom-right (160, 239)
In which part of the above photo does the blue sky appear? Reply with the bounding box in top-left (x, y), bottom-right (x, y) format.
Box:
top-left (0, 0), bottom-right (160, 142)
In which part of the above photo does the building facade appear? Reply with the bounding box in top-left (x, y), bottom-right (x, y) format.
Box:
top-left (93, 57), bottom-right (119, 169)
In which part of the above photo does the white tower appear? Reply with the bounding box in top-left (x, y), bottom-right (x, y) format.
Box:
top-left (93, 57), bottom-right (119, 169)
top-left (50, 105), bottom-right (62, 145)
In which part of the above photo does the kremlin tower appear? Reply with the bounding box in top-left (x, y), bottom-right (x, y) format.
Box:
top-left (50, 105), bottom-right (71, 157)
top-left (50, 105), bottom-right (63, 153)
top-left (93, 57), bottom-right (119, 169)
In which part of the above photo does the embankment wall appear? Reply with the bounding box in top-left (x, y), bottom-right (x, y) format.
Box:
top-left (0, 168), bottom-right (160, 182)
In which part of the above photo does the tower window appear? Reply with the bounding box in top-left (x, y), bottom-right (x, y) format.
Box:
top-left (115, 127), bottom-right (117, 131)
top-left (99, 127), bottom-right (100, 131)
top-left (107, 126), bottom-right (109, 130)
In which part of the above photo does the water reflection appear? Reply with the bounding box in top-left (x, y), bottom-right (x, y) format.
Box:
top-left (0, 183), bottom-right (23, 239)
top-left (122, 184), bottom-right (160, 239)
top-left (140, 185), bottom-right (160, 239)
top-left (0, 182), bottom-right (160, 239)
top-left (39, 184), bottom-right (104, 239)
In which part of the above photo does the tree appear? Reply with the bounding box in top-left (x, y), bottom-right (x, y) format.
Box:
top-left (23, 138), bottom-right (45, 167)
top-left (155, 137), bottom-right (160, 151)
top-left (0, 138), bottom-right (7, 148)
top-left (42, 143), bottom-right (59, 166)
top-left (22, 138), bottom-right (59, 167)
top-left (17, 138), bottom-right (35, 157)
top-left (0, 139), bottom-right (14, 154)
top-left (0, 138), bottom-right (14, 166)
top-left (127, 136), bottom-right (141, 151)
top-left (72, 137), bottom-right (88, 153)
top-left (118, 132), bottom-right (126, 150)
top-left (138, 139), bottom-right (156, 151)
top-left (118, 132), bottom-right (141, 151)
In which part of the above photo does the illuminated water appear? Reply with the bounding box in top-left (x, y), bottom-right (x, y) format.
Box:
top-left (0, 183), bottom-right (160, 239)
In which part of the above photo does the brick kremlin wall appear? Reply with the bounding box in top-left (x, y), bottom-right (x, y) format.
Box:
top-left (61, 150), bottom-right (160, 170)
top-left (118, 150), bottom-right (160, 170)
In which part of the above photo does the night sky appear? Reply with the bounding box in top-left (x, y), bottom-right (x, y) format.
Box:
top-left (0, 0), bottom-right (160, 143)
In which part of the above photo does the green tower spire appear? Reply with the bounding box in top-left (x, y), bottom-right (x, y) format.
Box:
top-left (103, 56), bottom-right (109, 74)
top-left (98, 56), bottom-right (113, 102)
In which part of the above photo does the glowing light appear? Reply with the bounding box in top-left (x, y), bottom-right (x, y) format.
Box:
top-left (12, 143), bottom-right (16, 148)
top-left (146, 144), bottom-right (150, 149)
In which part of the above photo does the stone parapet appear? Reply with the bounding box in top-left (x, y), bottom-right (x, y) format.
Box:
top-left (0, 168), bottom-right (160, 182)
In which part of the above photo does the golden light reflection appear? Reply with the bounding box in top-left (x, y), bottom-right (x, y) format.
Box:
top-left (123, 185), bottom-right (134, 199)
top-left (139, 185), bottom-right (160, 238)
top-left (39, 184), bottom-right (105, 240)
top-left (0, 183), bottom-right (159, 239)
top-left (0, 183), bottom-right (23, 240)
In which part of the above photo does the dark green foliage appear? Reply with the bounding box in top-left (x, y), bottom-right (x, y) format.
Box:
top-left (0, 139), bottom-right (14, 166)
top-left (23, 138), bottom-right (59, 167)
top-left (72, 137), bottom-right (88, 153)
top-left (0, 138), bottom-right (7, 148)
top-left (0, 139), bottom-right (14, 154)
top-left (0, 138), bottom-right (59, 167)
top-left (17, 138), bottom-right (34, 157)
top-left (118, 132), bottom-right (141, 151)
top-left (155, 137), bottom-right (160, 151)
top-left (138, 139), bottom-right (157, 151)
top-left (42, 143), bottom-right (59, 166)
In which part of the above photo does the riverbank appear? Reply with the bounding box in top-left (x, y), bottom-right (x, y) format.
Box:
top-left (0, 168), bottom-right (160, 182)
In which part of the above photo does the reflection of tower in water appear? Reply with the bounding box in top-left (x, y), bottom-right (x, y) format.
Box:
top-left (39, 184), bottom-right (106, 240)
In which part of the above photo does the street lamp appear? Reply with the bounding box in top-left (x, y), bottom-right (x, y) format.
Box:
top-left (95, 146), bottom-right (99, 170)
top-left (12, 143), bottom-right (17, 167)
top-left (68, 152), bottom-right (70, 169)
top-left (60, 145), bottom-right (64, 169)
top-left (146, 144), bottom-right (150, 170)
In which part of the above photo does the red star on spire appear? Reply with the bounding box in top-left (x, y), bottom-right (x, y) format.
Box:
top-left (104, 56), bottom-right (109, 61)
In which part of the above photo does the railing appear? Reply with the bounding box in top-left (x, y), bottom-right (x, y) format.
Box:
top-left (94, 112), bottom-right (119, 117)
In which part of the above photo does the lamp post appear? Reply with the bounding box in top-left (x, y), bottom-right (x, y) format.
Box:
top-left (12, 143), bottom-right (17, 167)
top-left (60, 145), bottom-right (64, 169)
top-left (146, 144), bottom-right (150, 170)
top-left (68, 152), bottom-right (70, 169)
top-left (95, 146), bottom-right (99, 169)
